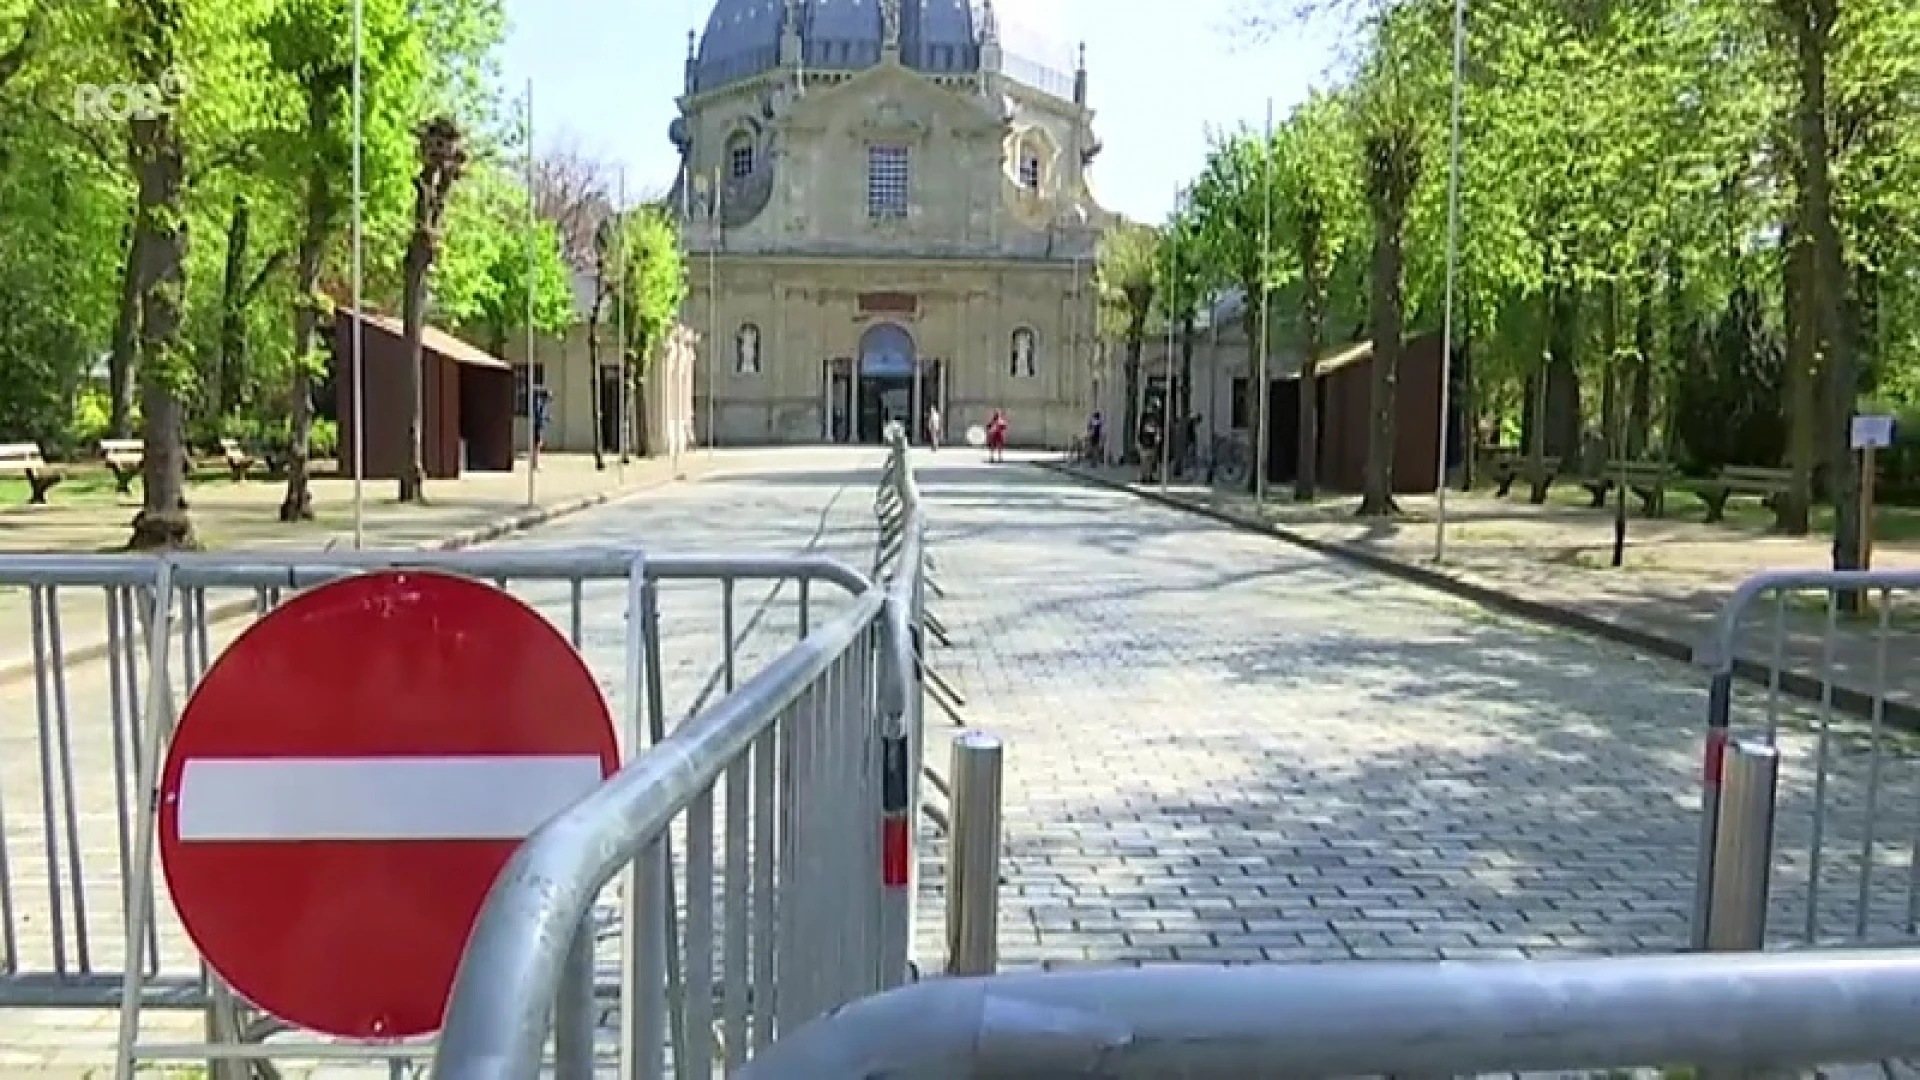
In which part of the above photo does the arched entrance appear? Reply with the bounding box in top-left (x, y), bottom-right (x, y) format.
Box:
top-left (856, 323), bottom-right (917, 445)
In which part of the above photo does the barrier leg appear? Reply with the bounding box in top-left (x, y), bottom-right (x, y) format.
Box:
top-left (945, 732), bottom-right (1004, 977)
top-left (1706, 741), bottom-right (1780, 952)
top-left (552, 917), bottom-right (597, 1080)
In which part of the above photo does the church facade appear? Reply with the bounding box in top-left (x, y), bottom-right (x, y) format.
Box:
top-left (673, 0), bottom-right (1111, 446)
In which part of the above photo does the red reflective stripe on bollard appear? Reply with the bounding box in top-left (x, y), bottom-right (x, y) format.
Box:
top-left (881, 814), bottom-right (910, 888)
top-left (1703, 727), bottom-right (1729, 788)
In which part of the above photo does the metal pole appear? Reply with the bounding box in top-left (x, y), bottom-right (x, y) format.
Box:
top-left (349, 0), bottom-right (365, 550)
top-left (1160, 187), bottom-right (1177, 493)
top-left (707, 166), bottom-right (719, 456)
top-left (1433, 0), bottom-right (1466, 563)
top-left (1705, 741), bottom-right (1780, 952)
top-left (524, 79), bottom-right (537, 509)
top-left (945, 731), bottom-right (1003, 977)
top-left (616, 167), bottom-right (629, 482)
top-left (550, 922), bottom-right (596, 1080)
top-left (1255, 97), bottom-right (1273, 506)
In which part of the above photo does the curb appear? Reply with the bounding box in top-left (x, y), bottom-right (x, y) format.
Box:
top-left (0, 469), bottom-right (693, 687)
top-left (1042, 461), bottom-right (1920, 731)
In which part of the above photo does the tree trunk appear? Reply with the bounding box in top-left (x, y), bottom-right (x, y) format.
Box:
top-left (1789, 1), bottom-right (1859, 575)
top-left (1782, 217), bottom-right (1815, 534)
top-left (216, 195), bottom-right (250, 419)
top-left (1358, 202), bottom-right (1405, 517)
top-left (1630, 267), bottom-right (1655, 459)
top-left (586, 283), bottom-right (608, 470)
top-left (1296, 229), bottom-right (1324, 502)
top-left (123, 0), bottom-right (195, 551)
top-left (1544, 286), bottom-right (1583, 464)
top-left (1121, 315), bottom-right (1146, 465)
top-left (399, 220), bottom-right (432, 502)
top-left (280, 92), bottom-right (334, 524)
top-left (109, 222), bottom-right (143, 439)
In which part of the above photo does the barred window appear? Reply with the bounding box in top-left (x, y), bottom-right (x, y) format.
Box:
top-left (729, 142), bottom-right (754, 180)
top-left (1019, 152), bottom-right (1040, 190)
top-left (867, 145), bottom-right (909, 220)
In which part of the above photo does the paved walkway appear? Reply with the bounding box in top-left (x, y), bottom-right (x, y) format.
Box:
top-left (912, 453), bottom-right (1916, 971)
top-left (1053, 461), bottom-right (1920, 724)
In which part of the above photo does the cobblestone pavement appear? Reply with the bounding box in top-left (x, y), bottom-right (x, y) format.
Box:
top-left (0, 448), bottom-right (885, 1075)
top-left (908, 451), bottom-right (1920, 1069)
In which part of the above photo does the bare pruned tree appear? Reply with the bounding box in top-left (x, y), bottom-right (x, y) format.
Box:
top-left (532, 140), bottom-right (614, 271)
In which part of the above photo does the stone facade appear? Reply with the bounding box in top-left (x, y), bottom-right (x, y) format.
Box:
top-left (673, 0), bottom-right (1112, 446)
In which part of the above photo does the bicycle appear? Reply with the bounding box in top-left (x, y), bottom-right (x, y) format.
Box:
top-left (1210, 435), bottom-right (1250, 488)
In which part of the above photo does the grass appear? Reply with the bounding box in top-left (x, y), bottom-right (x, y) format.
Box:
top-left (0, 465), bottom-right (246, 509)
top-left (1532, 476), bottom-right (1920, 544)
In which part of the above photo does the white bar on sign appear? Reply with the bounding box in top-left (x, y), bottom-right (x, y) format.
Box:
top-left (176, 755), bottom-right (607, 842)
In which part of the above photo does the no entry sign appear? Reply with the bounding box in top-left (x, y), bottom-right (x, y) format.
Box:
top-left (157, 570), bottom-right (618, 1040)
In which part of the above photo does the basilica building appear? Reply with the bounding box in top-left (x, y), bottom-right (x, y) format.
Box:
top-left (672, 0), bottom-right (1112, 446)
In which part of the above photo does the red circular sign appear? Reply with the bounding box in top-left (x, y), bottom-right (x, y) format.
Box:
top-left (158, 570), bottom-right (618, 1040)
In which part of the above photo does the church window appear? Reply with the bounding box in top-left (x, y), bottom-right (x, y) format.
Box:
top-left (729, 142), bottom-right (755, 179)
top-left (1009, 327), bottom-right (1037, 378)
top-left (1019, 151), bottom-right (1040, 190)
top-left (866, 144), bottom-right (910, 220)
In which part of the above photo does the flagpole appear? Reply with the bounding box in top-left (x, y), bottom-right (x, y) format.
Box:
top-left (1160, 185), bottom-right (1178, 494)
top-left (616, 166), bottom-right (629, 483)
top-left (348, 0), bottom-right (365, 549)
top-left (524, 79), bottom-right (537, 509)
top-left (1255, 96), bottom-right (1273, 508)
top-left (706, 166), bottom-right (720, 457)
top-left (1433, 0), bottom-right (1467, 562)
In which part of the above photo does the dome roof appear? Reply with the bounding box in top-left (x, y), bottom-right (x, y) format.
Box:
top-left (691, 0), bottom-right (982, 94)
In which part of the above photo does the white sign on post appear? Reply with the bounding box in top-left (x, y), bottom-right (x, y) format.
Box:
top-left (1851, 414), bottom-right (1895, 451)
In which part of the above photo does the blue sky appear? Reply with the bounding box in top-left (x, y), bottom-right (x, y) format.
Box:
top-left (498, 0), bottom-right (1342, 224)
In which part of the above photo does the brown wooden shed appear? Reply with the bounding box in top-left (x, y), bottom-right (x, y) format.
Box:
top-left (1266, 330), bottom-right (1464, 494)
top-left (332, 310), bottom-right (516, 480)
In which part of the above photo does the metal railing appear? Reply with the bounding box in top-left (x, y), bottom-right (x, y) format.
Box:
top-left (0, 448), bottom-right (903, 1075)
top-left (729, 949), bottom-right (1920, 1078)
top-left (430, 434), bottom-right (933, 1078)
top-left (1692, 568), bottom-right (1920, 951)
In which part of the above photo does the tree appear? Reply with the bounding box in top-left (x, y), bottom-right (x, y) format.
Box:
top-left (611, 205), bottom-right (688, 455)
top-left (1270, 93), bottom-right (1361, 500)
top-left (1190, 132), bottom-right (1284, 490)
top-left (1095, 222), bottom-right (1160, 463)
top-left (398, 114), bottom-right (467, 502)
top-left (1353, 16), bottom-right (1433, 517)
top-left (122, 0), bottom-right (198, 550)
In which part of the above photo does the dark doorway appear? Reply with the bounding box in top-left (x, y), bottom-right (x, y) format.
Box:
top-left (598, 366), bottom-right (621, 452)
top-left (917, 358), bottom-right (944, 445)
top-left (826, 359), bottom-right (852, 443)
top-left (856, 322), bottom-right (916, 445)
top-left (1266, 378), bottom-right (1301, 484)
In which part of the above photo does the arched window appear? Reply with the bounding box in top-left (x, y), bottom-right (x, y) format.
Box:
top-left (1018, 150), bottom-right (1040, 190)
top-left (735, 322), bottom-right (762, 375)
top-left (1009, 327), bottom-right (1037, 378)
top-left (727, 132), bottom-right (755, 179)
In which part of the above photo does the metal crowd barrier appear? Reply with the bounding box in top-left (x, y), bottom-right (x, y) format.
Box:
top-left (430, 434), bottom-right (934, 1078)
top-left (0, 546), bottom-right (876, 1076)
top-left (1692, 569), bottom-right (1920, 951)
top-left (728, 949), bottom-right (1920, 1077)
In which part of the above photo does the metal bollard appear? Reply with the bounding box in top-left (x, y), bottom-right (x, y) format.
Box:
top-left (1706, 740), bottom-right (1780, 952)
top-left (946, 731), bottom-right (1004, 976)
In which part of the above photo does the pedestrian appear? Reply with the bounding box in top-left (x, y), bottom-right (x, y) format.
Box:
top-left (1138, 411), bottom-right (1163, 483)
top-left (986, 409), bottom-right (1008, 463)
top-left (1086, 410), bottom-right (1105, 465)
top-left (927, 405), bottom-right (943, 451)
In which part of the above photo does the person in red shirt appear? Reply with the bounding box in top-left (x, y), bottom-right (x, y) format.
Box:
top-left (985, 410), bottom-right (1008, 462)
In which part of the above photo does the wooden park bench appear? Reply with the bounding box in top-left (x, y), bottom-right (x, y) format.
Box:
top-left (1577, 460), bottom-right (1676, 515)
top-left (218, 437), bottom-right (256, 481)
top-left (0, 442), bottom-right (63, 504)
top-left (100, 438), bottom-right (145, 493)
top-left (1697, 465), bottom-right (1792, 523)
top-left (1492, 453), bottom-right (1560, 504)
